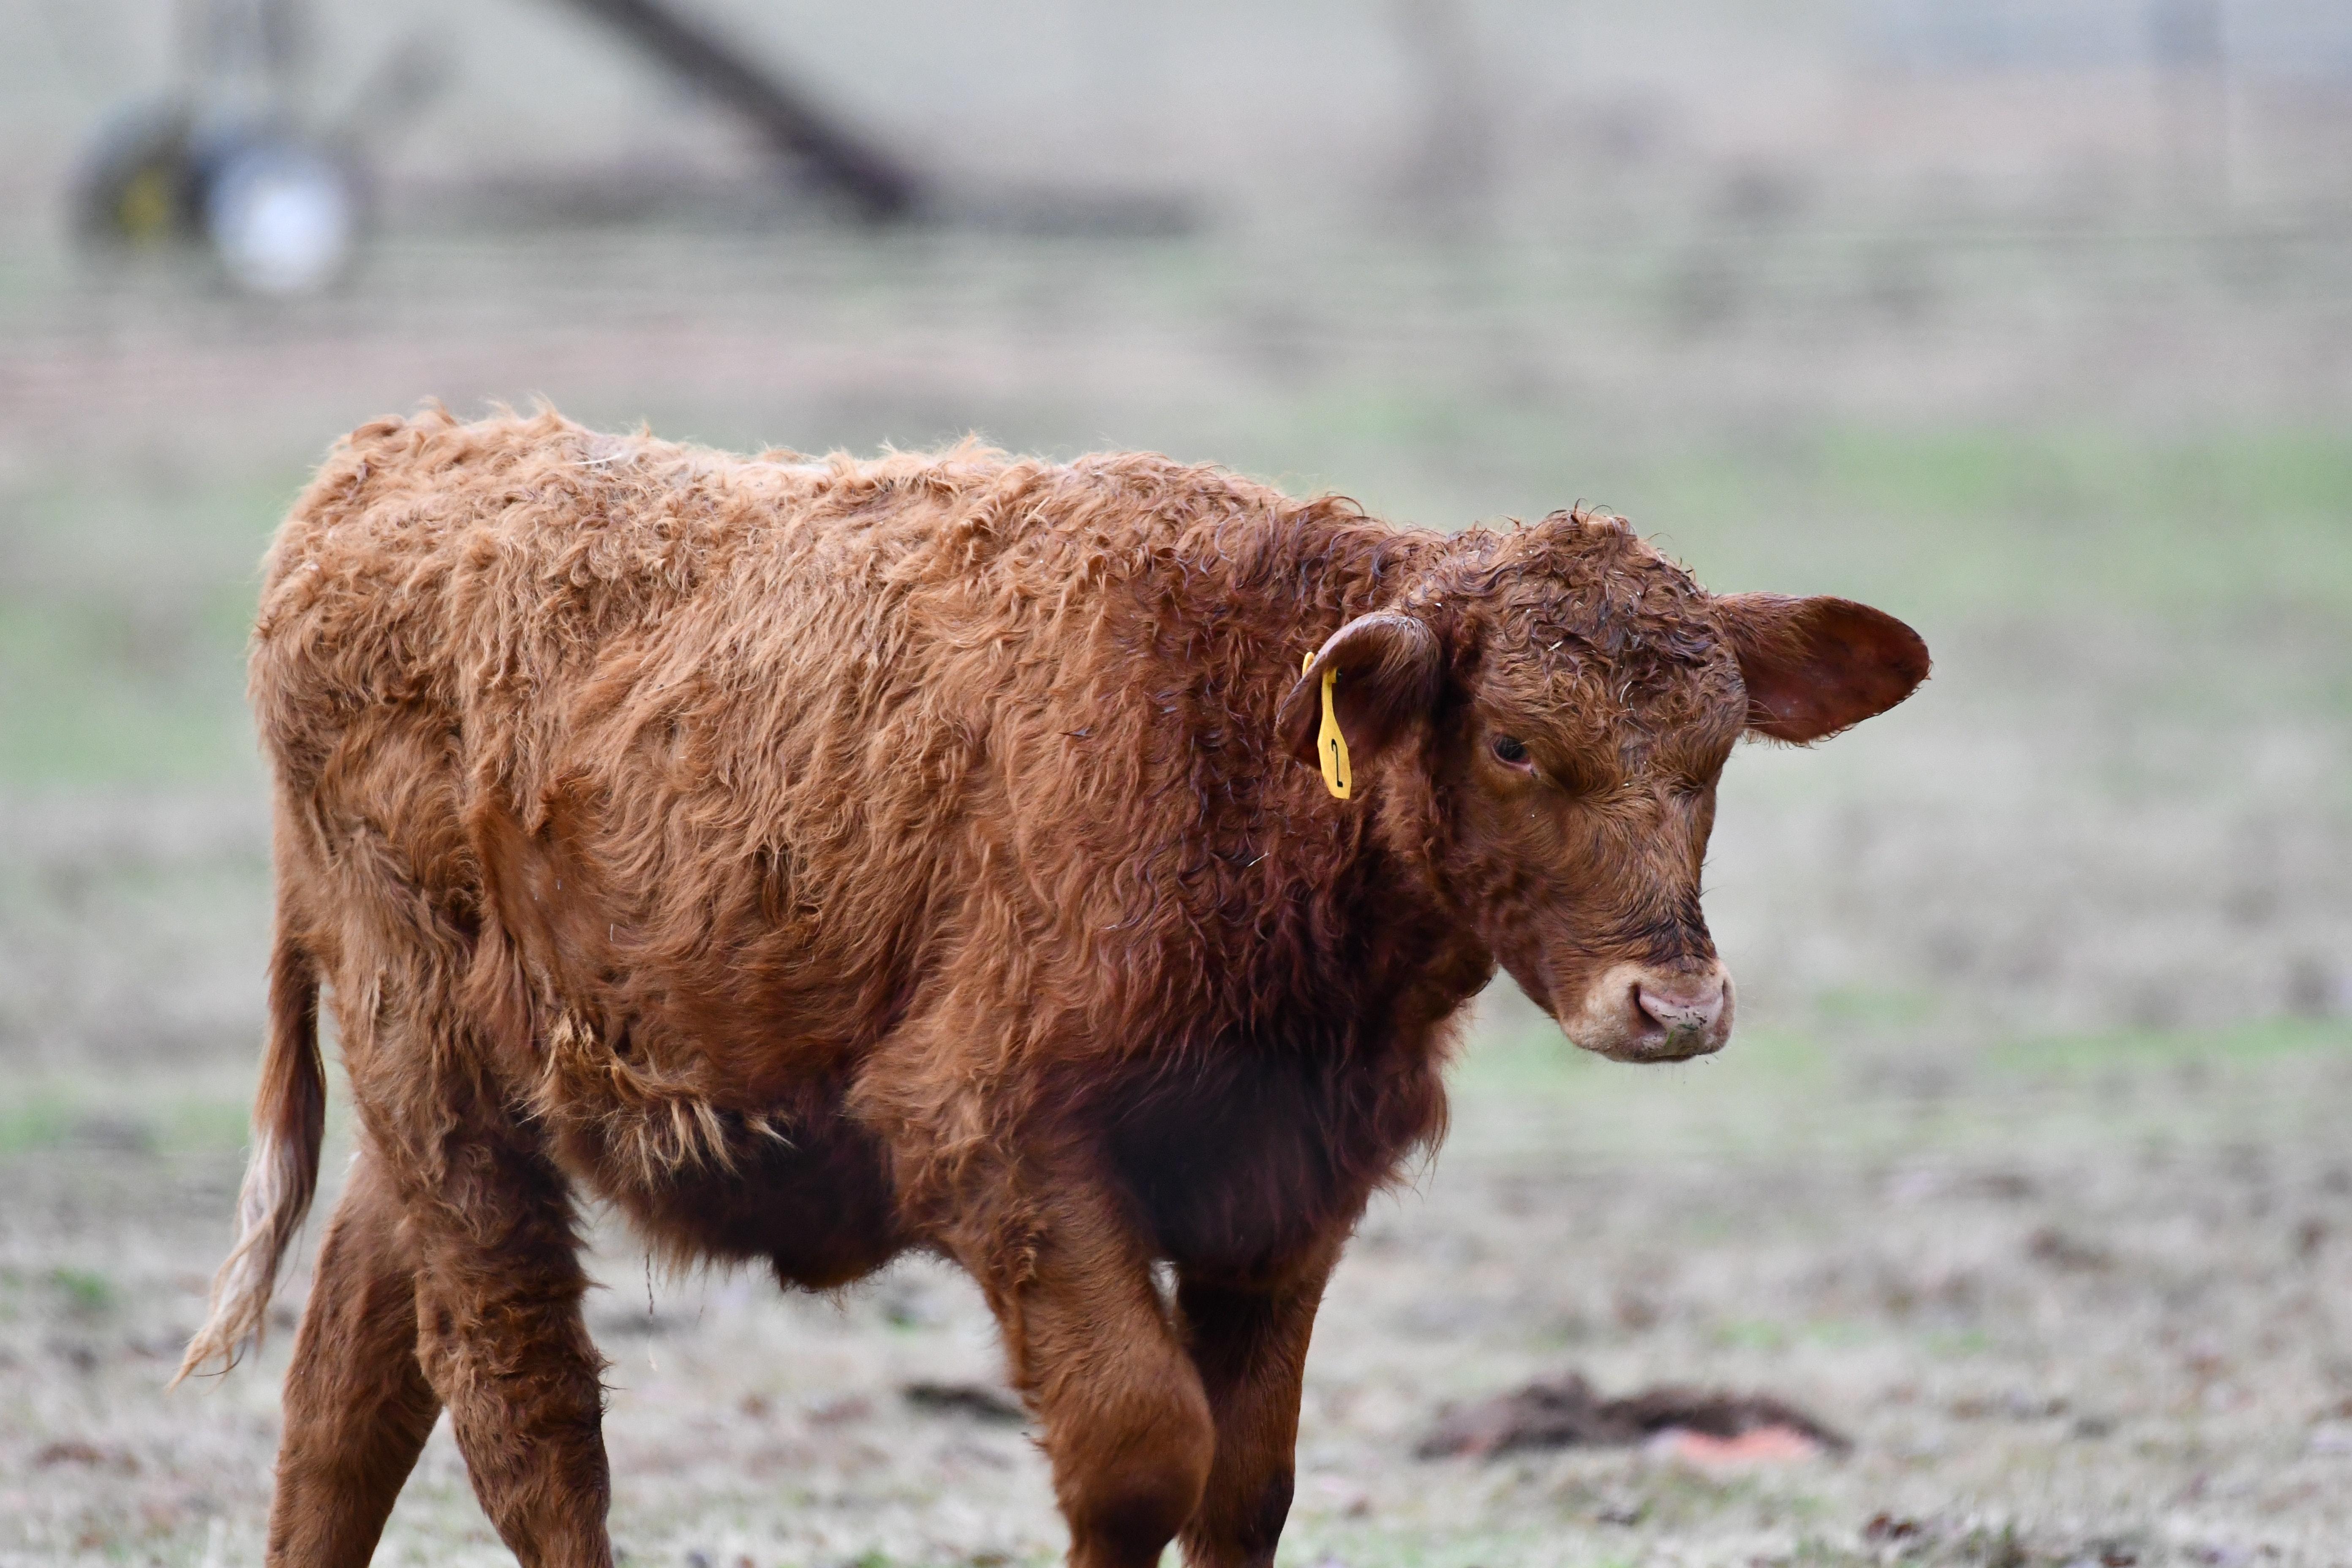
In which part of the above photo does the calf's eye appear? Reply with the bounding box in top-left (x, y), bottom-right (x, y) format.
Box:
top-left (1491, 735), bottom-right (1530, 767)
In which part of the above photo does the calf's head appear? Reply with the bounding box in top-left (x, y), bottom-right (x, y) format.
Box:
top-left (1279, 509), bottom-right (1928, 1064)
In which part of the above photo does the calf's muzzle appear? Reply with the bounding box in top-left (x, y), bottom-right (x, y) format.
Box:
top-left (1555, 960), bottom-right (1735, 1064)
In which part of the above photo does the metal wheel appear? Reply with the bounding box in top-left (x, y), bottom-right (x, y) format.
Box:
top-left (197, 134), bottom-right (359, 294)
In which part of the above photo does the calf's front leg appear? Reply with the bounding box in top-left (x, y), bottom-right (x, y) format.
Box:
top-left (972, 1184), bottom-right (1216, 1568)
top-left (1175, 1244), bottom-right (1338, 1568)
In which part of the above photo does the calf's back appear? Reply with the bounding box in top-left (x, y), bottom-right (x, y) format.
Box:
top-left (253, 407), bottom-right (1469, 1277)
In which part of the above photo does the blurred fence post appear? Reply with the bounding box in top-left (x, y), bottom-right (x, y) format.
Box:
top-left (550, 0), bottom-right (925, 220)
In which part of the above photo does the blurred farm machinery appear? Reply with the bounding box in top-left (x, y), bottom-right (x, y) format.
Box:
top-left (71, 0), bottom-right (1082, 295)
top-left (74, 0), bottom-right (388, 293)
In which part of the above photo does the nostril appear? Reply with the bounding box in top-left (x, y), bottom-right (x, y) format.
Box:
top-left (1636, 977), bottom-right (1726, 1034)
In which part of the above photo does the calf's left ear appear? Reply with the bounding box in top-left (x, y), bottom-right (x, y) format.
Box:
top-left (1715, 593), bottom-right (1931, 743)
top-left (1278, 611), bottom-right (1443, 768)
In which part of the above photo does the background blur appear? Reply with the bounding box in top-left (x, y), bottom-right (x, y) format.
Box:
top-left (3, 3), bottom-right (2350, 1565)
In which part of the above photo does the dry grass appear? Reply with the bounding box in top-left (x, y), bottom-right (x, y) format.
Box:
top-left (5, 1009), bottom-right (2349, 1566)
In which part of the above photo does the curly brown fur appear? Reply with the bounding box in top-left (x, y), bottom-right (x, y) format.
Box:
top-left (185, 408), bottom-right (1927, 1568)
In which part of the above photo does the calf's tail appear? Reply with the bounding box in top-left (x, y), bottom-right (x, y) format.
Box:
top-left (173, 928), bottom-right (326, 1385)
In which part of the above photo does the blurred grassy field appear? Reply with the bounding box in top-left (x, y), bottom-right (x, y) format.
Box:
top-left (7, 215), bottom-right (2352, 790)
top-left (2, 215), bottom-right (2350, 1565)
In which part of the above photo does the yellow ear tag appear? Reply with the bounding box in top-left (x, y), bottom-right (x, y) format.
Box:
top-left (1304, 651), bottom-right (1352, 800)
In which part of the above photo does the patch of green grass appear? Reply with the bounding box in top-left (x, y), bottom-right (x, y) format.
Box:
top-left (1818, 426), bottom-right (2352, 533)
top-left (1985, 1015), bottom-right (2352, 1077)
top-left (1393, 420), bottom-right (2352, 626)
top-left (1622, 426), bottom-right (2352, 624)
top-left (155, 1097), bottom-right (256, 1154)
top-left (1924, 1328), bottom-right (1994, 1359)
top-left (1713, 1318), bottom-right (1792, 1352)
top-left (1800, 1319), bottom-right (1873, 1349)
top-left (0, 460), bottom-right (292, 789)
top-left (0, 1081), bottom-right (257, 1158)
top-left (1454, 1006), bottom-right (1832, 1100)
top-left (1451, 982), bottom-right (2352, 1171)
top-left (1814, 988), bottom-right (1942, 1030)
top-left (0, 601), bottom-right (260, 784)
top-left (46, 1266), bottom-right (114, 1318)
top-left (1442, 1012), bottom-right (1878, 1168)
top-left (0, 1097), bottom-right (77, 1154)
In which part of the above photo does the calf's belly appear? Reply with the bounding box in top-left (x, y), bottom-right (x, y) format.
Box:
top-left (574, 1104), bottom-right (908, 1289)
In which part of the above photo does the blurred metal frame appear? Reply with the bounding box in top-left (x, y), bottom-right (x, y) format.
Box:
top-left (71, 0), bottom-right (926, 294)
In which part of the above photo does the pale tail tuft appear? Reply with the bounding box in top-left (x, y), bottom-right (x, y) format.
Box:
top-left (173, 931), bottom-right (324, 1387)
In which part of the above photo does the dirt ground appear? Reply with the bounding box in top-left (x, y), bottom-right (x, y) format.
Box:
top-left (2, 202), bottom-right (2349, 1567)
top-left (6, 993), bottom-right (2351, 1567)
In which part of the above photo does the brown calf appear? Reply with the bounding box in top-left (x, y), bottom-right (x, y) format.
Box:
top-left (178, 408), bottom-right (1927, 1567)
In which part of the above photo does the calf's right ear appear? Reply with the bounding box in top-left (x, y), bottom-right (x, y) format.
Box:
top-left (1277, 611), bottom-right (1443, 768)
top-left (1716, 593), bottom-right (1930, 743)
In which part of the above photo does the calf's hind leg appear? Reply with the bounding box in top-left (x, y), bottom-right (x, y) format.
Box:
top-left (403, 1116), bottom-right (614, 1568)
top-left (267, 1144), bottom-right (441, 1568)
